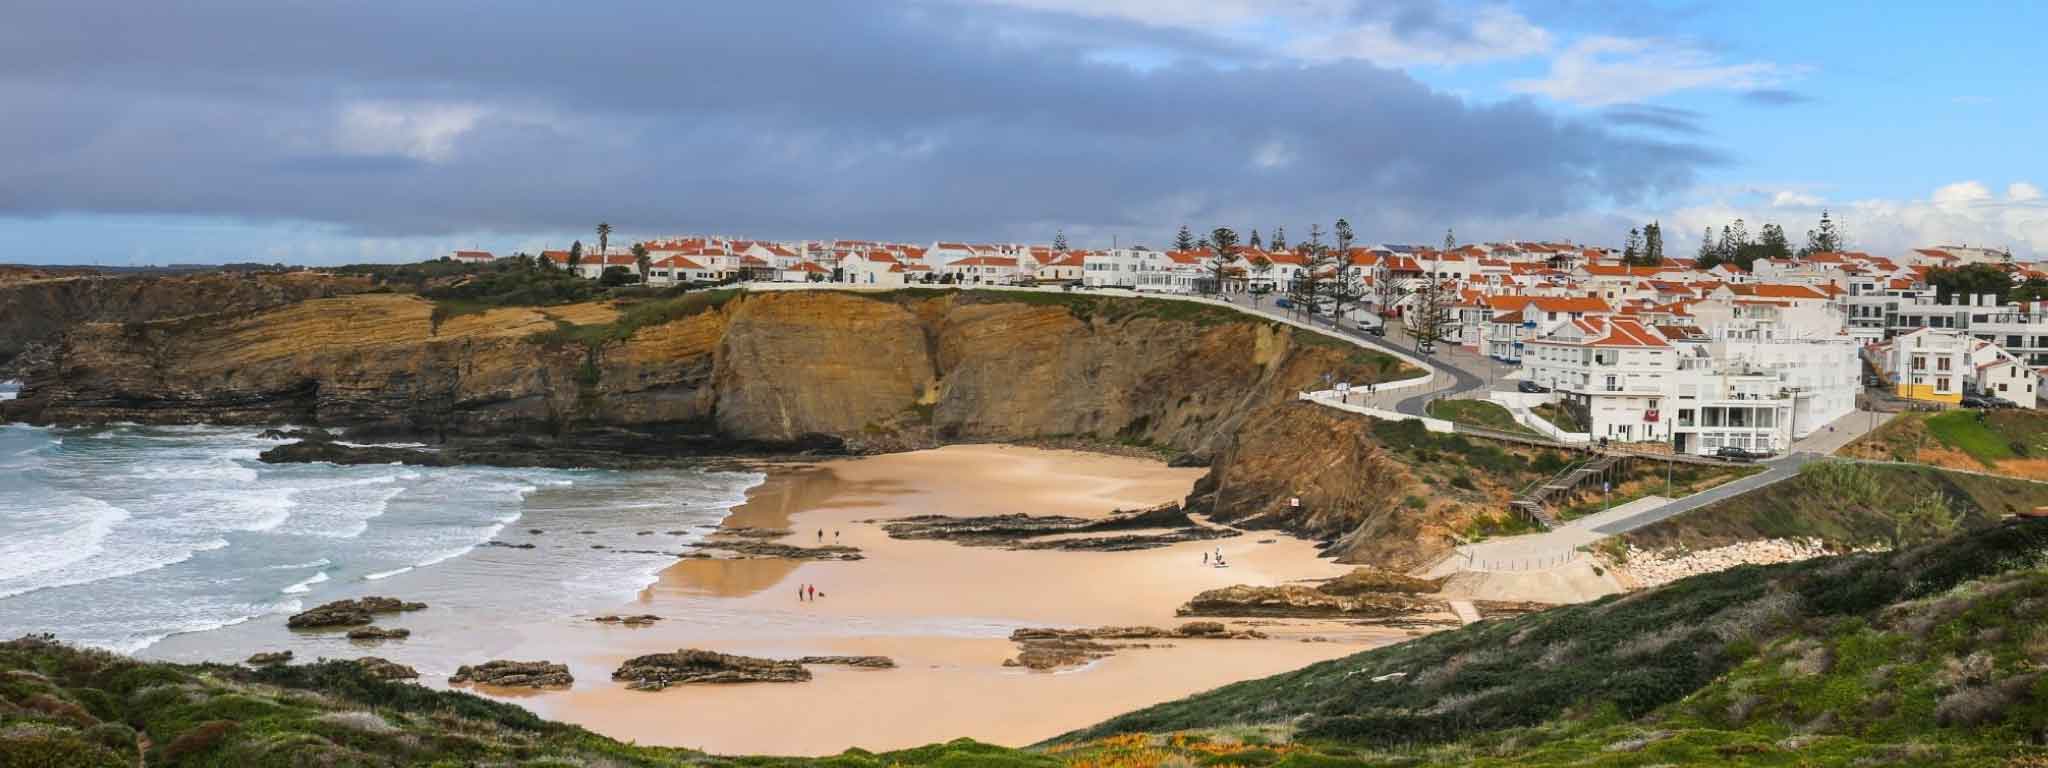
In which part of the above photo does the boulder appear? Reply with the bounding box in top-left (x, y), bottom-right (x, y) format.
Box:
top-left (592, 614), bottom-right (663, 626)
top-left (1003, 623), bottom-right (1266, 670)
top-left (346, 627), bottom-right (411, 641)
top-left (353, 657), bottom-right (418, 681)
top-left (1177, 584), bottom-right (1442, 620)
top-left (245, 651), bottom-right (293, 666)
top-left (450, 660), bottom-right (574, 689)
top-left (612, 650), bottom-right (811, 691)
top-left (286, 597), bottom-right (426, 629)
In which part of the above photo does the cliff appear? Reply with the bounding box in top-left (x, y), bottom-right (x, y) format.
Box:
top-left (3, 290), bottom-right (1396, 462)
top-left (0, 270), bottom-right (373, 377)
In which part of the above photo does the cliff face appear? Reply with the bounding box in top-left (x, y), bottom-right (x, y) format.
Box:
top-left (5, 290), bottom-right (1379, 461)
top-left (0, 271), bottom-right (372, 377)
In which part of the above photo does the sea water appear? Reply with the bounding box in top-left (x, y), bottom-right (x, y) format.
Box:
top-left (0, 423), bottom-right (760, 654)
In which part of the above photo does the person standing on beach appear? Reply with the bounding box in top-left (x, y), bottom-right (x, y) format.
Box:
top-left (798, 584), bottom-right (806, 602)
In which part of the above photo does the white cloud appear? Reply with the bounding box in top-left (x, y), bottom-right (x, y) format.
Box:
top-left (332, 100), bottom-right (488, 163)
top-left (1655, 180), bottom-right (2048, 259)
top-left (1509, 36), bottom-right (1791, 107)
top-left (1771, 190), bottom-right (1821, 207)
top-left (1251, 139), bottom-right (1296, 169)
top-left (1287, 6), bottom-right (1552, 67)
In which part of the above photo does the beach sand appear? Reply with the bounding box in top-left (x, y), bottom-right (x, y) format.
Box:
top-left (488, 444), bottom-right (1406, 755)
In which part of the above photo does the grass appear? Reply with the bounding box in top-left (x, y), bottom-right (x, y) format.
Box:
top-left (527, 289), bottom-right (742, 349)
top-left (1530, 401), bottom-right (1584, 433)
top-left (1925, 410), bottom-right (2018, 466)
top-left (1848, 409), bottom-right (2048, 473)
top-left (1425, 399), bottom-right (1536, 436)
top-left (1060, 518), bottom-right (2048, 759)
top-left (1623, 461), bottom-right (2048, 552)
top-left (1551, 462), bottom-right (1760, 522)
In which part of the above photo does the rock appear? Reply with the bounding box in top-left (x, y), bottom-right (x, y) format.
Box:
top-left (261, 440), bottom-right (452, 466)
top-left (794, 656), bottom-right (896, 668)
top-left (1177, 584), bottom-right (1444, 620)
top-left (592, 614), bottom-right (663, 626)
top-left (528, 529), bottom-right (545, 534)
top-left (353, 657), bottom-right (419, 681)
top-left (286, 597), bottom-right (426, 629)
top-left (1004, 624), bottom-right (1266, 670)
top-left (257, 427), bottom-right (334, 441)
top-left (688, 540), bottom-right (864, 561)
top-left (612, 650), bottom-right (811, 690)
top-left (876, 504), bottom-right (1238, 552)
top-left (1316, 569), bottom-right (1444, 597)
top-left (245, 651), bottom-right (293, 666)
top-left (484, 541), bottom-right (536, 550)
top-left (346, 627), bottom-right (411, 641)
top-left (450, 660), bottom-right (574, 688)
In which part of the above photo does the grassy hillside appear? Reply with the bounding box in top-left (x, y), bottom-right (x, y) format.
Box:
top-left (1622, 461), bottom-right (2048, 552)
top-left (1847, 409), bottom-right (2048, 480)
top-left (1060, 518), bottom-right (2048, 764)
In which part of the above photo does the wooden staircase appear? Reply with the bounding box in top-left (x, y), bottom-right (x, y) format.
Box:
top-left (1510, 453), bottom-right (1620, 529)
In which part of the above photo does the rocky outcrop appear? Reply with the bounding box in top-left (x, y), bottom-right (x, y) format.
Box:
top-left (1177, 584), bottom-right (1445, 621)
top-left (875, 503), bottom-right (1238, 551)
top-left (245, 651), bottom-right (293, 666)
top-left (591, 614), bottom-right (663, 626)
top-left (449, 660), bottom-right (574, 688)
top-left (285, 597), bottom-right (425, 629)
top-left (5, 291), bottom-right (1378, 463)
top-left (794, 656), bottom-right (896, 669)
top-left (684, 539), bottom-right (864, 561)
top-left (1004, 623), bottom-right (1269, 670)
top-left (345, 627), bottom-right (411, 641)
top-left (1315, 569), bottom-right (1444, 596)
top-left (0, 271), bottom-right (372, 377)
top-left (352, 657), bottom-right (419, 681)
top-left (611, 650), bottom-right (811, 690)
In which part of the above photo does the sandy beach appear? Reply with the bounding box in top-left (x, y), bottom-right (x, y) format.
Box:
top-left (480, 444), bottom-right (1403, 755)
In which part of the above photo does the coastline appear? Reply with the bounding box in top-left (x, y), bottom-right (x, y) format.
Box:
top-left (492, 444), bottom-right (1401, 755)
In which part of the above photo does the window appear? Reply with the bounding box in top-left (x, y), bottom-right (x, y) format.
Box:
top-left (1937, 358), bottom-right (1952, 371)
top-left (1937, 377), bottom-right (1952, 392)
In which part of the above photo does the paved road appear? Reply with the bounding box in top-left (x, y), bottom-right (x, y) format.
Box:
top-left (1222, 296), bottom-right (1498, 417)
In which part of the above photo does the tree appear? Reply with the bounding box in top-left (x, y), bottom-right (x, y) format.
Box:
top-left (1643, 221), bottom-right (1664, 265)
top-left (1623, 227), bottom-right (1642, 264)
top-left (1174, 225), bottom-right (1195, 252)
top-left (596, 223), bottom-right (613, 260)
top-left (1927, 263), bottom-right (2015, 304)
top-left (1802, 209), bottom-right (1844, 256)
top-left (1270, 226), bottom-right (1287, 251)
top-left (1696, 227), bottom-right (1715, 266)
top-left (1248, 229), bottom-right (1262, 249)
top-left (1247, 256), bottom-right (1273, 307)
top-left (1053, 229), bottom-right (1068, 251)
top-left (1326, 219), bottom-right (1360, 325)
top-left (1204, 227), bottom-right (1239, 295)
top-left (1370, 255), bottom-right (1408, 326)
top-left (1757, 224), bottom-right (1792, 261)
top-left (1334, 218), bottom-right (1354, 254)
top-left (599, 265), bottom-right (639, 287)
top-left (568, 241), bottom-right (584, 270)
top-left (632, 242), bottom-right (652, 279)
top-left (1443, 228), bottom-right (1456, 251)
top-left (2012, 276), bottom-right (2048, 304)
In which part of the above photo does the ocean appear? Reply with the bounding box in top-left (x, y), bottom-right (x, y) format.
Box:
top-left (0, 422), bottom-right (761, 655)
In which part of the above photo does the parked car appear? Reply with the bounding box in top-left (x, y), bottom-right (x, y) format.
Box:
top-left (1988, 396), bottom-right (2020, 409)
top-left (1274, 298), bottom-right (1294, 309)
top-left (1714, 446), bottom-right (1767, 462)
top-left (1960, 393), bottom-right (1994, 409)
top-left (1517, 380), bottom-right (1551, 394)
top-left (1365, 324), bottom-right (1386, 337)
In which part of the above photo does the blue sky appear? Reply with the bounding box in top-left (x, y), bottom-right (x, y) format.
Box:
top-left (1, 0), bottom-right (2042, 265)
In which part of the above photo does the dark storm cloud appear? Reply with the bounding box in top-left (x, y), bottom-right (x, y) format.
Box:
top-left (0, 0), bottom-right (1722, 244)
top-left (1602, 104), bottom-right (1708, 135)
top-left (1741, 88), bottom-right (1816, 107)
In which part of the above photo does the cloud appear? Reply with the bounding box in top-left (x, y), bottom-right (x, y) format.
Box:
top-left (1657, 180), bottom-right (2048, 259)
top-left (1509, 36), bottom-right (1793, 106)
top-left (1602, 104), bottom-right (1706, 135)
top-left (0, 0), bottom-right (1720, 262)
top-left (1287, 5), bottom-right (1553, 67)
top-left (1739, 88), bottom-right (1813, 107)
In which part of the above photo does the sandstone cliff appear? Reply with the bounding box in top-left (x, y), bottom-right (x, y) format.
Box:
top-left (0, 271), bottom-right (372, 377)
top-left (4, 290), bottom-right (1391, 462)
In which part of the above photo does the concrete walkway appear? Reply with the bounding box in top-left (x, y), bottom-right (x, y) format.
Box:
top-left (1448, 600), bottom-right (1482, 625)
top-left (1791, 409), bottom-right (1895, 455)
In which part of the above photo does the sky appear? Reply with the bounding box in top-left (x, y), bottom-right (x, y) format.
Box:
top-left (2, 0), bottom-right (2044, 265)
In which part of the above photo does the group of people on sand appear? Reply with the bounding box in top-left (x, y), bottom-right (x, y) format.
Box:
top-left (1202, 547), bottom-right (1229, 568)
top-left (798, 583), bottom-right (824, 601)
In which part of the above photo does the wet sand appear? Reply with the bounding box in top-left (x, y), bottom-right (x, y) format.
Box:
top-left (489, 444), bottom-right (1404, 755)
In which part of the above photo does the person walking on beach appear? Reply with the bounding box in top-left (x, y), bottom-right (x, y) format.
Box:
top-left (798, 583), bottom-right (806, 602)
top-left (808, 584), bottom-right (817, 601)
top-left (1202, 552), bottom-right (1209, 565)
top-left (817, 529), bottom-right (823, 542)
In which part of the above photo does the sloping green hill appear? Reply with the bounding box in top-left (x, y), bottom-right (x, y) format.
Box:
top-left (1061, 518), bottom-right (2048, 764)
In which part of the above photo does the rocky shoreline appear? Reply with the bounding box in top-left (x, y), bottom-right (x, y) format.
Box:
top-left (1004, 622), bottom-right (1268, 670)
top-left (873, 503), bottom-right (1239, 552)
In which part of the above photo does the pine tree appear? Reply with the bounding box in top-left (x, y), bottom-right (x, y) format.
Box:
top-left (1443, 228), bottom-right (1456, 251)
top-left (1643, 222), bottom-right (1664, 265)
top-left (1174, 225), bottom-right (1195, 252)
top-left (1758, 224), bottom-right (1791, 260)
top-left (1248, 229), bottom-right (1262, 249)
top-left (1803, 209), bottom-right (1844, 256)
top-left (1623, 227), bottom-right (1643, 264)
top-left (568, 241), bottom-right (584, 269)
top-left (1204, 227), bottom-right (1240, 295)
top-left (1270, 226), bottom-right (1287, 251)
top-left (1696, 228), bottom-right (1714, 267)
top-left (1053, 229), bottom-right (1068, 251)
top-left (1334, 219), bottom-right (1354, 253)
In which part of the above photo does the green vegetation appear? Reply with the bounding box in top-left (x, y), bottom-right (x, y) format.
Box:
top-left (1851, 409), bottom-right (2048, 473)
top-left (1552, 462), bottom-right (1759, 522)
top-left (1424, 399), bottom-right (1535, 436)
top-left (1925, 410), bottom-right (2020, 466)
top-left (1061, 519), bottom-right (2048, 765)
top-left (528, 289), bottom-right (742, 349)
top-left (1625, 461), bottom-right (2048, 552)
top-left (1529, 401), bottom-right (1584, 433)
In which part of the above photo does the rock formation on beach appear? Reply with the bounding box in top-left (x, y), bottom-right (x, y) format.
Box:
top-left (1003, 622), bottom-right (1268, 670)
top-left (876, 503), bottom-right (1238, 551)
top-left (794, 656), bottom-right (896, 668)
top-left (450, 660), bottom-right (574, 688)
top-left (591, 614), bottom-right (663, 626)
top-left (286, 597), bottom-right (426, 629)
top-left (345, 627), bottom-right (411, 641)
top-left (611, 650), bottom-right (812, 690)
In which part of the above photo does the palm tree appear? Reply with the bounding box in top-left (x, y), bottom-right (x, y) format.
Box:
top-left (596, 222), bottom-right (613, 260)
